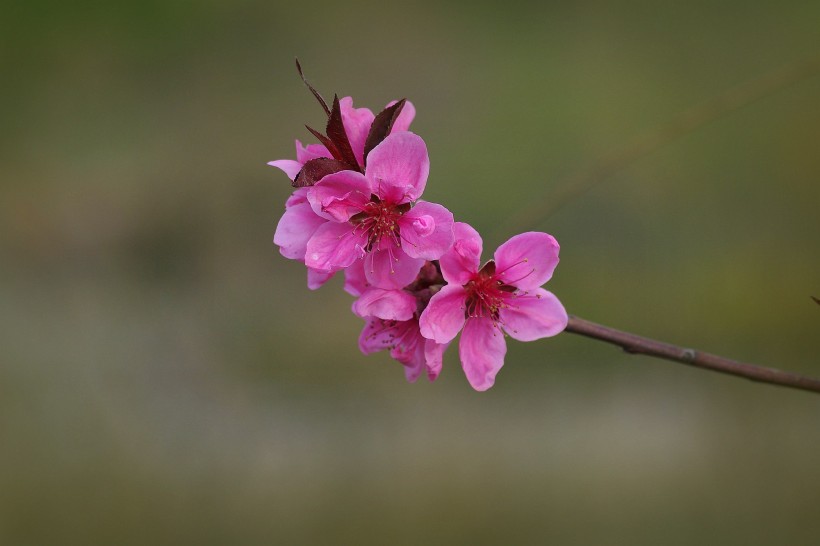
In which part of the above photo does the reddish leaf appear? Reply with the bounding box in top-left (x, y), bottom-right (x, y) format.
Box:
top-left (363, 99), bottom-right (406, 166)
top-left (293, 158), bottom-right (349, 188)
top-left (305, 125), bottom-right (342, 162)
top-left (295, 58), bottom-right (330, 117)
top-left (325, 95), bottom-right (361, 171)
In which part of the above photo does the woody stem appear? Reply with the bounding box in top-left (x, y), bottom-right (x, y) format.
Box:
top-left (564, 315), bottom-right (820, 395)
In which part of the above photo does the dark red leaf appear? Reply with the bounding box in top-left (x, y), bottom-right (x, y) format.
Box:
top-left (363, 99), bottom-right (406, 166)
top-left (295, 58), bottom-right (330, 117)
top-left (325, 95), bottom-right (361, 171)
top-left (305, 125), bottom-right (342, 162)
top-left (293, 157), bottom-right (349, 188)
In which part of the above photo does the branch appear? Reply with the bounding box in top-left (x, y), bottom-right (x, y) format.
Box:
top-left (564, 315), bottom-right (820, 395)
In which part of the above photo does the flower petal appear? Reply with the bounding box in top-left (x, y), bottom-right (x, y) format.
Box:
top-left (340, 97), bottom-right (375, 168)
top-left (307, 267), bottom-right (335, 290)
top-left (295, 140), bottom-right (330, 164)
top-left (364, 244), bottom-right (424, 289)
top-left (358, 318), bottom-right (399, 355)
top-left (268, 159), bottom-right (303, 181)
top-left (398, 201), bottom-right (455, 260)
top-left (343, 259), bottom-right (369, 297)
top-left (365, 132), bottom-right (430, 203)
top-left (459, 318), bottom-right (507, 391)
top-left (498, 288), bottom-right (568, 341)
top-left (418, 284), bottom-right (467, 344)
top-left (273, 199), bottom-right (327, 260)
top-left (305, 221), bottom-right (366, 271)
top-left (493, 232), bottom-right (560, 290)
top-left (439, 222), bottom-right (483, 285)
top-left (352, 288), bottom-right (417, 321)
top-left (424, 339), bottom-right (446, 382)
top-left (307, 170), bottom-right (372, 222)
top-left (389, 99), bottom-right (416, 133)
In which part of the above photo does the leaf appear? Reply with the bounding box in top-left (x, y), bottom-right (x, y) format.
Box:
top-left (813, 296), bottom-right (820, 306)
top-left (295, 58), bottom-right (330, 117)
top-left (363, 99), bottom-right (406, 166)
top-left (325, 95), bottom-right (361, 171)
top-left (293, 157), bottom-right (349, 188)
top-left (305, 125), bottom-right (342, 162)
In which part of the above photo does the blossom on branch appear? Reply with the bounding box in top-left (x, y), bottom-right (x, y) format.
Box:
top-left (419, 223), bottom-right (568, 391)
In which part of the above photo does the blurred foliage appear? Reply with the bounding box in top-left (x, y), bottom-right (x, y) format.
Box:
top-left (1, 1), bottom-right (819, 544)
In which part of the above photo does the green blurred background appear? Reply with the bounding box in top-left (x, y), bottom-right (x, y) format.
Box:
top-left (2, 1), bottom-right (819, 544)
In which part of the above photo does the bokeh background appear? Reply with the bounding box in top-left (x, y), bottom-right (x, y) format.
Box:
top-left (2, 1), bottom-right (819, 544)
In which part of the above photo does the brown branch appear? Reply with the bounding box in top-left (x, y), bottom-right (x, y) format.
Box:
top-left (565, 315), bottom-right (820, 395)
top-left (501, 53), bottom-right (820, 235)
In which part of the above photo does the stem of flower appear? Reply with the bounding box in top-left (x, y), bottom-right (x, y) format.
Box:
top-left (564, 315), bottom-right (820, 395)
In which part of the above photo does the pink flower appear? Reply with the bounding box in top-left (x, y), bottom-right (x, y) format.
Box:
top-left (419, 222), bottom-right (568, 391)
top-left (267, 97), bottom-right (415, 179)
top-left (272, 187), bottom-right (337, 290)
top-left (303, 132), bottom-right (455, 289)
top-left (353, 262), bottom-right (447, 383)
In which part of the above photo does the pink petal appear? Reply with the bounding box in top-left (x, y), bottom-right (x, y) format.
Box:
top-left (352, 288), bottom-right (417, 321)
top-left (418, 284), bottom-right (467, 344)
top-left (296, 140), bottom-right (331, 163)
top-left (307, 170), bottom-right (372, 222)
top-left (365, 132), bottom-right (430, 203)
top-left (398, 201), bottom-right (455, 260)
top-left (305, 221), bottom-right (366, 271)
top-left (340, 97), bottom-right (375, 168)
top-left (498, 288), bottom-right (568, 341)
top-left (459, 318), bottom-right (507, 391)
top-left (439, 222), bottom-right (483, 285)
top-left (343, 259), bottom-right (369, 297)
top-left (493, 232), bottom-right (560, 290)
top-left (424, 339), bottom-right (446, 382)
top-left (358, 318), bottom-right (400, 355)
top-left (388, 100), bottom-right (416, 133)
top-left (285, 187), bottom-right (309, 208)
top-left (268, 159), bottom-right (303, 181)
top-left (307, 267), bottom-right (335, 290)
top-left (390, 327), bottom-right (426, 383)
top-left (273, 200), bottom-right (327, 260)
top-left (364, 244), bottom-right (425, 289)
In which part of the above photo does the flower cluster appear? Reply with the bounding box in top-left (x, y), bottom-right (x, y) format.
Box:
top-left (271, 87), bottom-right (568, 390)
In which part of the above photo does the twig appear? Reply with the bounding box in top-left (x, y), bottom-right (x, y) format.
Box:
top-left (565, 315), bottom-right (820, 394)
top-left (502, 53), bottom-right (820, 235)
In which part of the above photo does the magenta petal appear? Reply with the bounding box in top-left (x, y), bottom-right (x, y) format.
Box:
top-left (389, 100), bottom-right (416, 133)
top-left (340, 97), bottom-right (375, 168)
top-left (285, 187), bottom-right (309, 208)
top-left (358, 318), bottom-right (397, 355)
top-left (494, 232), bottom-right (560, 290)
top-left (305, 222), bottom-right (366, 271)
top-left (352, 288), bottom-right (417, 320)
top-left (296, 140), bottom-right (330, 163)
top-left (364, 245), bottom-right (424, 289)
top-left (439, 222), bottom-right (483, 285)
top-left (498, 288), bottom-right (568, 341)
top-left (268, 159), bottom-right (303, 181)
top-left (459, 318), bottom-right (507, 391)
top-left (273, 200), bottom-right (327, 260)
top-left (418, 284), bottom-right (467, 344)
top-left (424, 339), bottom-right (446, 382)
top-left (390, 327), bottom-right (425, 383)
top-left (307, 267), bottom-right (335, 290)
top-left (365, 132), bottom-right (430, 203)
top-left (343, 259), bottom-right (369, 297)
top-left (307, 170), bottom-right (372, 222)
top-left (399, 201), bottom-right (455, 260)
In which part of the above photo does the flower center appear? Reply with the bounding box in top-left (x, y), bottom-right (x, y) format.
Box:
top-left (463, 260), bottom-right (516, 320)
top-left (351, 196), bottom-right (410, 252)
